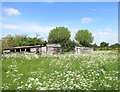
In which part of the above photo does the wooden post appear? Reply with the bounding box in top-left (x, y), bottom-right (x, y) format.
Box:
top-left (14, 49), bottom-right (16, 53)
top-left (20, 49), bottom-right (21, 53)
top-left (25, 48), bottom-right (26, 52)
top-left (46, 46), bottom-right (48, 54)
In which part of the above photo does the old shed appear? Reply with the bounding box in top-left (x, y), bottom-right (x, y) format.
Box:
top-left (46, 44), bottom-right (61, 55)
top-left (3, 44), bottom-right (61, 55)
top-left (75, 46), bottom-right (93, 54)
top-left (3, 45), bottom-right (41, 54)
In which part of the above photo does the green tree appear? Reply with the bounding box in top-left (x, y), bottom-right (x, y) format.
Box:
top-left (1, 34), bottom-right (44, 50)
top-left (100, 42), bottom-right (109, 47)
top-left (109, 43), bottom-right (120, 50)
top-left (13, 34), bottom-right (27, 46)
top-left (92, 43), bottom-right (98, 50)
top-left (100, 42), bottom-right (109, 50)
top-left (110, 43), bottom-right (120, 48)
top-left (26, 37), bottom-right (43, 46)
top-left (61, 39), bottom-right (76, 52)
top-left (75, 29), bottom-right (94, 47)
top-left (0, 40), bottom-right (2, 53)
top-left (2, 34), bottom-right (15, 49)
top-left (48, 27), bottom-right (71, 43)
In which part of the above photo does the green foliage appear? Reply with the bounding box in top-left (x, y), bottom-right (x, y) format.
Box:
top-left (48, 27), bottom-right (71, 43)
top-left (12, 34), bottom-right (28, 46)
top-left (92, 43), bottom-right (98, 50)
top-left (75, 29), bottom-right (94, 47)
top-left (108, 43), bottom-right (120, 51)
top-left (48, 27), bottom-right (72, 52)
top-left (92, 43), bottom-right (97, 48)
top-left (110, 43), bottom-right (120, 48)
top-left (2, 34), bottom-right (15, 49)
top-left (100, 42), bottom-right (109, 47)
top-left (61, 39), bottom-right (76, 52)
top-left (94, 42), bottom-right (120, 51)
top-left (1, 34), bottom-right (44, 49)
top-left (0, 40), bottom-right (2, 53)
top-left (25, 37), bottom-right (43, 46)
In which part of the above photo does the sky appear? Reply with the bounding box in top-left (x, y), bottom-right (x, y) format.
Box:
top-left (1, 2), bottom-right (118, 45)
top-left (2, 0), bottom-right (119, 2)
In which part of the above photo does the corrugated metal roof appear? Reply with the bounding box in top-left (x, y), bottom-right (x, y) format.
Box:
top-left (3, 45), bottom-right (42, 50)
top-left (46, 44), bottom-right (61, 47)
top-left (3, 44), bottom-right (61, 50)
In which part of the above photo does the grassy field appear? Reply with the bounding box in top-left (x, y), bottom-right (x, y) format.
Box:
top-left (2, 51), bottom-right (118, 90)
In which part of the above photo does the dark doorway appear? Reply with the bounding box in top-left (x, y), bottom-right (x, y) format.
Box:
top-left (26, 48), bottom-right (30, 52)
top-left (10, 49), bottom-right (15, 53)
top-left (16, 49), bottom-right (20, 52)
top-left (21, 48), bottom-right (25, 52)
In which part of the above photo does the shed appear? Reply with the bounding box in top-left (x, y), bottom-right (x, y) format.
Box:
top-left (3, 45), bottom-right (41, 54)
top-left (3, 44), bottom-right (62, 55)
top-left (75, 46), bottom-right (93, 54)
top-left (46, 44), bottom-right (61, 55)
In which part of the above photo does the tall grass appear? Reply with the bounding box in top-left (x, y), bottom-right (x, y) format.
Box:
top-left (2, 51), bottom-right (118, 90)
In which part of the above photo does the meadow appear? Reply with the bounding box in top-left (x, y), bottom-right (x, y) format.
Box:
top-left (2, 51), bottom-right (118, 90)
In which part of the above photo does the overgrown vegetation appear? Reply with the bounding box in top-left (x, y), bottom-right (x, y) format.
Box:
top-left (1, 26), bottom-right (120, 52)
top-left (1, 34), bottom-right (44, 49)
top-left (2, 51), bottom-right (118, 90)
top-left (93, 42), bottom-right (120, 51)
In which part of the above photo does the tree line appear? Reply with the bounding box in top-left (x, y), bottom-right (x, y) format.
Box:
top-left (0, 26), bottom-right (120, 52)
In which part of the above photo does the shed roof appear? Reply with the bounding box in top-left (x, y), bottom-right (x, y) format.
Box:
top-left (3, 45), bottom-right (42, 50)
top-left (46, 44), bottom-right (61, 47)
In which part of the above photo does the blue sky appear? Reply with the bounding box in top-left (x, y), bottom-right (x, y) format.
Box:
top-left (2, 2), bottom-right (118, 45)
top-left (2, 0), bottom-right (119, 2)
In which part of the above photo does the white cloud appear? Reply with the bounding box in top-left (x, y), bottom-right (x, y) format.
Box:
top-left (2, 23), bottom-right (118, 44)
top-left (3, 8), bottom-right (21, 16)
top-left (70, 27), bottom-right (118, 45)
top-left (2, 23), bottom-right (52, 32)
top-left (80, 17), bottom-right (93, 24)
top-left (3, 23), bottom-right (20, 29)
top-left (2, 23), bottom-right (54, 40)
top-left (92, 28), bottom-right (118, 45)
